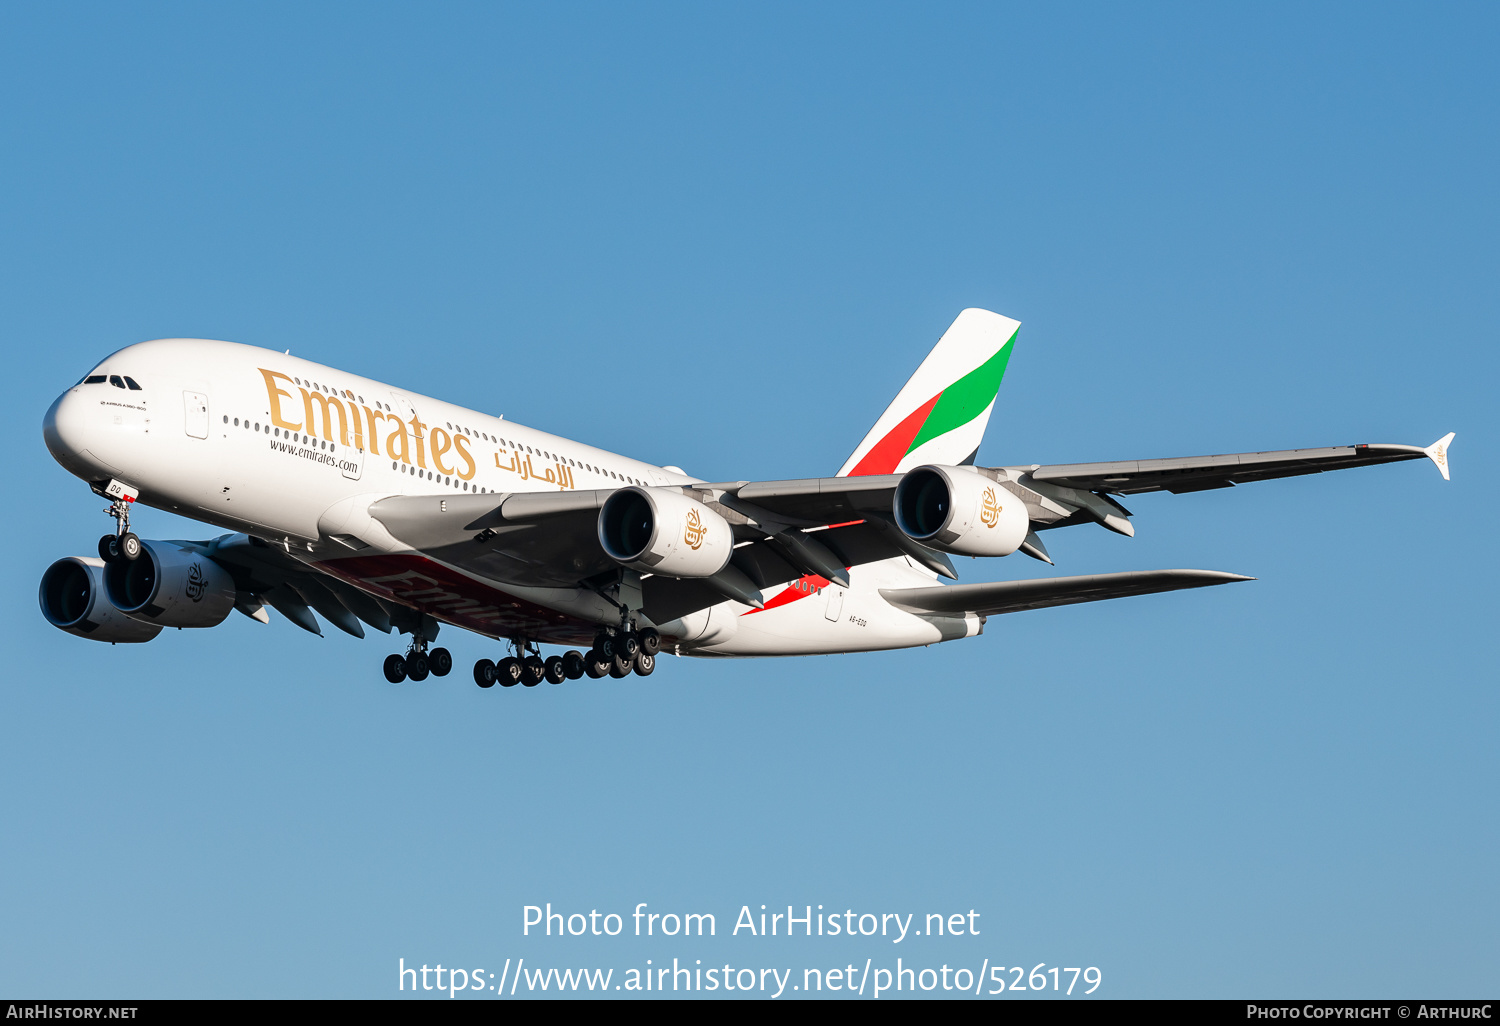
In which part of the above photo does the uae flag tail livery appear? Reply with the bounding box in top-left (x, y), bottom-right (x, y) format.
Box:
top-left (838, 308), bottom-right (1020, 478)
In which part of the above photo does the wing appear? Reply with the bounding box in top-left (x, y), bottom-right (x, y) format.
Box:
top-left (354, 432), bottom-right (1450, 626)
top-left (881, 569), bottom-right (1252, 618)
top-left (1027, 435), bottom-right (1454, 495)
top-left (182, 534), bottom-right (418, 639)
top-left (363, 486), bottom-right (961, 617)
top-left (994, 433), bottom-right (1455, 541)
top-left (367, 490), bottom-right (622, 588)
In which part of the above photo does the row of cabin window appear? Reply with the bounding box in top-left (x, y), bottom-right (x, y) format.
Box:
top-left (501, 437), bottom-right (644, 485)
top-left (290, 377), bottom-right (391, 413)
top-left (78, 370), bottom-right (654, 486)
top-left (390, 461), bottom-right (487, 492)
top-left (223, 415), bottom-right (346, 453)
top-left (81, 375), bottom-right (141, 390)
top-left (440, 419), bottom-right (645, 486)
top-left (221, 411), bottom-right (644, 489)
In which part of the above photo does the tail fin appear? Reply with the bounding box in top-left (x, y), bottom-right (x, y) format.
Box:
top-left (838, 308), bottom-right (1020, 477)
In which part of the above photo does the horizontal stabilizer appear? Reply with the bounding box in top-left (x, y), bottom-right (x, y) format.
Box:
top-left (881, 569), bottom-right (1252, 618)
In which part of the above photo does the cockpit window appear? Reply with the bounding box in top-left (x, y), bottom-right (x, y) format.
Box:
top-left (83, 375), bottom-right (106, 385)
top-left (123, 376), bottom-right (142, 390)
top-left (108, 375), bottom-right (126, 389)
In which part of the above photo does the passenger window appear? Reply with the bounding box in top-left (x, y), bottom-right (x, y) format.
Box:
top-left (123, 377), bottom-right (142, 390)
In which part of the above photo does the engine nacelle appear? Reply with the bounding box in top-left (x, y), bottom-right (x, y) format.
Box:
top-left (39, 557), bottom-right (163, 643)
top-left (894, 465), bottom-right (1030, 557)
top-left (103, 541), bottom-right (237, 628)
top-left (598, 487), bottom-right (734, 578)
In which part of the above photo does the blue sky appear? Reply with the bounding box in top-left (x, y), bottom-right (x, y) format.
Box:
top-left (1, 2), bottom-right (1495, 998)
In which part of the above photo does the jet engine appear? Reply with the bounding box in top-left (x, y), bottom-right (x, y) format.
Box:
top-left (39, 557), bottom-right (163, 643)
top-left (894, 465), bottom-right (1029, 557)
top-left (598, 487), bottom-right (734, 577)
top-left (103, 541), bottom-right (237, 628)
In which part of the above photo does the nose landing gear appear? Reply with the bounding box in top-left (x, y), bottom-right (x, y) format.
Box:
top-left (97, 496), bottom-right (141, 563)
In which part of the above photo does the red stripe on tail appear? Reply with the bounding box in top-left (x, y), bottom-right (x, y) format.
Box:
top-left (845, 392), bottom-right (940, 477)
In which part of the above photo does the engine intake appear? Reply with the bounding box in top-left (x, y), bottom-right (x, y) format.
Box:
top-left (894, 465), bottom-right (1029, 557)
top-left (598, 487), bottom-right (734, 578)
top-left (103, 541), bottom-right (237, 628)
top-left (39, 557), bottom-right (162, 643)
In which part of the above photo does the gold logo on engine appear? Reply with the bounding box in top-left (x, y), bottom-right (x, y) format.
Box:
top-left (684, 508), bottom-right (707, 550)
top-left (980, 487), bottom-right (1001, 528)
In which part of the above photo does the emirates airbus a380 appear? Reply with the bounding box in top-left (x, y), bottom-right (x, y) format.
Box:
top-left (40, 309), bottom-right (1454, 687)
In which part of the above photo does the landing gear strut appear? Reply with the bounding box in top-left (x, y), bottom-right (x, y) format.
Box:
top-left (98, 497), bottom-right (140, 563)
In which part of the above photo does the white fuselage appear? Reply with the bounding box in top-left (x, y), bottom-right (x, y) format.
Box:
top-left (43, 339), bottom-right (980, 656)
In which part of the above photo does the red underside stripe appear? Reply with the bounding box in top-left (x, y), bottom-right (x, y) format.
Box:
top-left (743, 574), bottom-right (831, 615)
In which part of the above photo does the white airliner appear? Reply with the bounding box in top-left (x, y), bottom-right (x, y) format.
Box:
top-left (40, 309), bottom-right (1454, 687)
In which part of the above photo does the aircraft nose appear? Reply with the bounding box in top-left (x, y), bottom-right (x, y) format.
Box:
top-left (43, 388), bottom-right (96, 467)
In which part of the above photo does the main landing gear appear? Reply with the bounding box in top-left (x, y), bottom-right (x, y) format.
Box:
top-left (97, 497), bottom-right (141, 564)
top-left (473, 637), bottom-right (582, 689)
top-left (383, 639), bottom-right (452, 684)
top-left (470, 628), bottom-right (661, 689)
top-left (587, 626), bottom-right (659, 680)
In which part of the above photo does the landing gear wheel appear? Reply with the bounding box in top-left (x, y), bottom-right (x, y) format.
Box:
top-left (562, 650), bottom-right (586, 680)
top-left (496, 657), bottom-right (522, 687)
top-left (119, 532), bottom-right (142, 561)
top-left (634, 651), bottom-right (655, 676)
top-left (521, 655), bottom-right (545, 687)
top-left (98, 535), bottom-right (118, 562)
top-left (594, 632), bottom-right (613, 657)
top-left (406, 652), bottom-right (430, 681)
top-left (617, 633), bottom-right (641, 660)
top-left (473, 659), bottom-right (496, 688)
top-left (383, 654), bottom-right (407, 684)
top-left (543, 655), bottom-right (566, 685)
top-left (429, 647), bottom-right (453, 677)
top-left (585, 650), bottom-right (610, 678)
top-left (638, 628), bottom-right (661, 656)
top-left (609, 652), bottom-right (632, 678)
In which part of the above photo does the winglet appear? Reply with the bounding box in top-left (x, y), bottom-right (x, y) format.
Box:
top-left (1424, 432), bottom-right (1455, 481)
